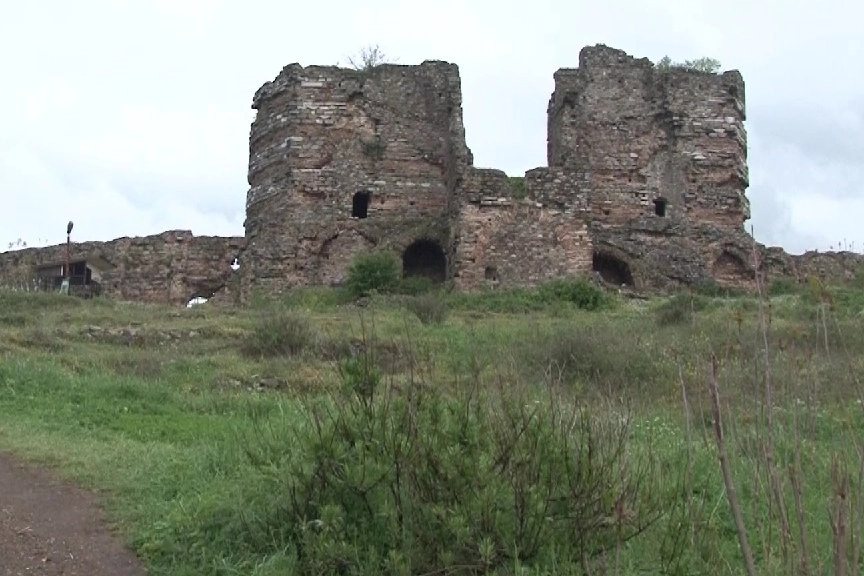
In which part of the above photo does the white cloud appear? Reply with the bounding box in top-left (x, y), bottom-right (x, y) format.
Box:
top-left (1, 0), bottom-right (861, 254)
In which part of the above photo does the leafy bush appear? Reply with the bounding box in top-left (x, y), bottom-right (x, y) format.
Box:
top-left (767, 277), bottom-right (801, 296)
top-left (538, 278), bottom-right (610, 310)
top-left (655, 294), bottom-right (710, 326)
top-left (233, 370), bottom-right (673, 575)
top-left (519, 322), bottom-right (673, 394)
top-left (404, 293), bottom-right (449, 325)
top-left (448, 288), bottom-right (549, 314)
top-left (655, 55), bottom-right (721, 73)
top-left (448, 278), bottom-right (611, 315)
top-left (242, 310), bottom-right (316, 357)
top-left (396, 275), bottom-right (435, 295)
top-left (345, 251), bottom-right (401, 298)
top-left (509, 176), bottom-right (526, 199)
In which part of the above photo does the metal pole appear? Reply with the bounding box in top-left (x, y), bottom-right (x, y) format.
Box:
top-left (61, 221), bottom-right (73, 295)
top-left (66, 233), bottom-right (70, 281)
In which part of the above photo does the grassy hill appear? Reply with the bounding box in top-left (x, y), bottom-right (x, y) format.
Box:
top-left (1, 278), bottom-right (863, 575)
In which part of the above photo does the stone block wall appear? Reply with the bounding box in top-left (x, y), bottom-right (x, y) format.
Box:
top-left (6, 45), bottom-right (858, 307)
top-left (763, 248), bottom-right (864, 286)
top-left (451, 168), bottom-right (592, 289)
top-left (547, 45), bottom-right (753, 289)
top-left (241, 60), bottom-right (472, 300)
top-left (0, 231), bottom-right (244, 305)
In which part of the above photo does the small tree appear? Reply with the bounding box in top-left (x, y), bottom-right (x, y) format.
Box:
top-left (655, 55), bottom-right (721, 74)
top-left (346, 44), bottom-right (391, 71)
top-left (345, 251), bottom-right (401, 297)
top-left (683, 57), bottom-right (722, 73)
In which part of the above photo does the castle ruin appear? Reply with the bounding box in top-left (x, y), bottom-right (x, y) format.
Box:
top-left (240, 44), bottom-right (755, 300)
top-left (0, 45), bottom-right (860, 305)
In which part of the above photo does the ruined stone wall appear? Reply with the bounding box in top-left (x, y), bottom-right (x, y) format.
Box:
top-left (241, 60), bottom-right (472, 300)
top-left (763, 248), bottom-right (864, 286)
top-left (0, 231), bottom-right (244, 305)
top-left (452, 168), bottom-right (592, 289)
top-left (548, 45), bottom-right (753, 290)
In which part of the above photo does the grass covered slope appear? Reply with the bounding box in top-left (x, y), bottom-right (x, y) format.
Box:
top-left (0, 277), bottom-right (863, 575)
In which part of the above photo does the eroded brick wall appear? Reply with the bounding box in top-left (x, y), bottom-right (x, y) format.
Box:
top-left (763, 248), bottom-right (864, 286)
top-left (0, 231), bottom-right (245, 305)
top-left (452, 168), bottom-right (592, 289)
top-left (241, 61), bottom-right (472, 300)
top-left (548, 45), bottom-right (754, 289)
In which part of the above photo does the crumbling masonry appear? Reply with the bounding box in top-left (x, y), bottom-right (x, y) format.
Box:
top-left (240, 43), bottom-right (762, 300)
top-left (0, 45), bottom-right (861, 305)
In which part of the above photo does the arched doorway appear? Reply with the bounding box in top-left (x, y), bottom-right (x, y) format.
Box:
top-left (402, 239), bottom-right (446, 283)
top-left (592, 251), bottom-right (634, 287)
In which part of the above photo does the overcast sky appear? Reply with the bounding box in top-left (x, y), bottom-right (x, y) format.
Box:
top-left (1, 0), bottom-right (861, 255)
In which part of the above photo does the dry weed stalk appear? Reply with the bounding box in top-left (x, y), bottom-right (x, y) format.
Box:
top-left (751, 239), bottom-right (793, 564)
top-left (832, 456), bottom-right (851, 576)
top-left (708, 354), bottom-right (757, 576)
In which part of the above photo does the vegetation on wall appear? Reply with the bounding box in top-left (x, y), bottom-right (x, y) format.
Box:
top-left (361, 135), bottom-right (387, 160)
top-left (345, 44), bottom-right (392, 71)
top-left (508, 176), bottom-right (527, 199)
top-left (655, 55), bottom-right (722, 73)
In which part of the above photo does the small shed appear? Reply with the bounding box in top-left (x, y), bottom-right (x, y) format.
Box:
top-left (34, 256), bottom-right (112, 297)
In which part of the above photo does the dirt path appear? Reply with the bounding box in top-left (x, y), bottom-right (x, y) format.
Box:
top-left (0, 452), bottom-right (146, 575)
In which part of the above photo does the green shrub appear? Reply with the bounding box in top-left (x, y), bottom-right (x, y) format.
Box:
top-left (767, 277), bottom-right (801, 296)
top-left (345, 252), bottom-right (401, 298)
top-left (519, 322), bottom-right (672, 394)
top-left (242, 310), bottom-right (316, 357)
top-left (448, 288), bottom-right (547, 314)
top-left (655, 294), bottom-right (710, 326)
top-left (509, 176), bottom-right (526, 199)
top-left (404, 293), bottom-right (448, 325)
top-left (233, 374), bottom-right (673, 575)
top-left (448, 278), bottom-right (610, 315)
top-left (538, 277), bottom-right (610, 310)
top-left (396, 275), bottom-right (435, 295)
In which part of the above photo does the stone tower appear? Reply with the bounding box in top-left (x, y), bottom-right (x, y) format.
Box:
top-left (241, 60), bottom-right (472, 300)
top-left (547, 45), bottom-right (753, 288)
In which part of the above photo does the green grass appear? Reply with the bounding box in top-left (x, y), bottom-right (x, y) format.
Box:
top-left (0, 283), bottom-right (863, 575)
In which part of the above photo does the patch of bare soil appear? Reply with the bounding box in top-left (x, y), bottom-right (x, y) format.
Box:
top-left (0, 452), bottom-right (146, 575)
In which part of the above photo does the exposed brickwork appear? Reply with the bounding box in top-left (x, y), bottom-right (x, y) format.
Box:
top-left (234, 44), bottom-right (864, 297)
top-left (2, 45), bottom-right (859, 305)
top-left (546, 45), bottom-right (753, 290)
top-left (763, 248), bottom-right (864, 286)
top-left (452, 168), bottom-right (592, 289)
top-left (0, 231), bottom-right (244, 305)
top-left (241, 61), bottom-right (471, 300)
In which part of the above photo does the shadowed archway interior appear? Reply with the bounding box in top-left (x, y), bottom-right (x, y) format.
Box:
top-left (402, 239), bottom-right (446, 283)
top-left (592, 251), bottom-right (633, 286)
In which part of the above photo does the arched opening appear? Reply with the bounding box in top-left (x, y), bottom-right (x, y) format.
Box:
top-left (653, 198), bottom-right (668, 217)
top-left (592, 251), bottom-right (634, 287)
top-left (230, 257), bottom-right (240, 271)
top-left (187, 296), bottom-right (208, 308)
top-left (352, 191), bottom-right (370, 218)
top-left (402, 239), bottom-right (446, 283)
top-left (711, 251), bottom-right (753, 283)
